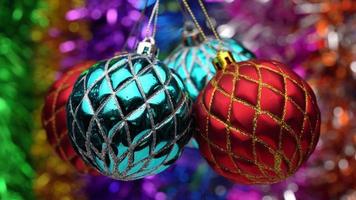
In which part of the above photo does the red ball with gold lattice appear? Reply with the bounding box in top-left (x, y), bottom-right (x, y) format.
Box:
top-left (42, 61), bottom-right (98, 174)
top-left (194, 59), bottom-right (321, 184)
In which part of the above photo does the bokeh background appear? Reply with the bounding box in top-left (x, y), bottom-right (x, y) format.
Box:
top-left (0, 0), bottom-right (355, 199)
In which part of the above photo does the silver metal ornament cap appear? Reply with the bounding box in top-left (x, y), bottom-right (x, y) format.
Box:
top-left (136, 37), bottom-right (158, 57)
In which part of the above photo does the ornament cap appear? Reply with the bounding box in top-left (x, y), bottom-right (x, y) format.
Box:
top-left (183, 21), bottom-right (204, 46)
top-left (136, 37), bottom-right (157, 56)
top-left (213, 50), bottom-right (235, 70)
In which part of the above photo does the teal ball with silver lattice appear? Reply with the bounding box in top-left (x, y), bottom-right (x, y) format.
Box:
top-left (164, 38), bottom-right (255, 100)
top-left (66, 53), bottom-right (192, 180)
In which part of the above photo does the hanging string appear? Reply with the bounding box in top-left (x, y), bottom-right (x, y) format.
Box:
top-left (197, 0), bottom-right (222, 45)
top-left (145, 0), bottom-right (160, 38)
top-left (180, 0), bottom-right (223, 49)
top-left (122, 0), bottom-right (150, 51)
top-left (177, 0), bottom-right (191, 22)
top-left (152, 0), bottom-right (160, 38)
top-left (181, 0), bottom-right (208, 41)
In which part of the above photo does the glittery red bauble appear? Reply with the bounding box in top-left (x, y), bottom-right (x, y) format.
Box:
top-left (194, 60), bottom-right (321, 184)
top-left (42, 61), bottom-right (98, 175)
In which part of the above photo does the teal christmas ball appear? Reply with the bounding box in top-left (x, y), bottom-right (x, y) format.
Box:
top-left (164, 37), bottom-right (255, 100)
top-left (66, 53), bottom-right (192, 180)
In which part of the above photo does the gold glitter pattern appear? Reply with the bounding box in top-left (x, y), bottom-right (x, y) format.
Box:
top-left (194, 60), bottom-right (321, 184)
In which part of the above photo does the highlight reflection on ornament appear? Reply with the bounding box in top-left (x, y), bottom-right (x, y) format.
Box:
top-left (67, 38), bottom-right (193, 180)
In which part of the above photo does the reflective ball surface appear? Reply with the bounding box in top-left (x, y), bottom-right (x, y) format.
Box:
top-left (67, 53), bottom-right (192, 180)
top-left (165, 38), bottom-right (255, 100)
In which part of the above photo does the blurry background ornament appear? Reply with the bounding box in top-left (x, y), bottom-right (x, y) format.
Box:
top-left (67, 35), bottom-right (193, 180)
top-left (42, 61), bottom-right (99, 174)
top-left (194, 52), bottom-right (321, 184)
top-left (164, 22), bottom-right (255, 100)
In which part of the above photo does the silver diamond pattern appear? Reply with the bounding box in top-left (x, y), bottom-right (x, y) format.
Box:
top-left (67, 53), bottom-right (192, 180)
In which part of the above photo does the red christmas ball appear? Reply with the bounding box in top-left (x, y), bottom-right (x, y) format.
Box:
top-left (194, 58), bottom-right (321, 184)
top-left (42, 61), bottom-right (98, 175)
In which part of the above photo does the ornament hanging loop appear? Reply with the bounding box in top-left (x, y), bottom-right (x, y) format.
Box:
top-left (136, 37), bottom-right (157, 56)
top-left (197, 0), bottom-right (222, 48)
top-left (213, 50), bottom-right (235, 70)
top-left (137, 0), bottom-right (160, 57)
top-left (145, 0), bottom-right (160, 38)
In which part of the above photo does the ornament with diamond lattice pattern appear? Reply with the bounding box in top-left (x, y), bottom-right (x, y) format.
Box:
top-left (194, 51), bottom-right (320, 184)
top-left (66, 38), bottom-right (192, 181)
top-left (42, 61), bottom-right (99, 175)
top-left (164, 22), bottom-right (255, 100)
